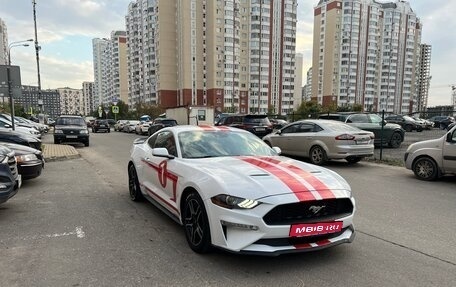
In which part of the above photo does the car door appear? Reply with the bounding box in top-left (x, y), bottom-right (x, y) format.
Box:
top-left (142, 131), bottom-right (180, 216)
top-left (284, 122), bottom-right (316, 156)
top-left (270, 123), bottom-right (300, 153)
top-left (442, 128), bottom-right (456, 172)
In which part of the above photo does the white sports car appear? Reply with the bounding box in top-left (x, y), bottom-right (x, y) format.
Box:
top-left (128, 125), bottom-right (356, 255)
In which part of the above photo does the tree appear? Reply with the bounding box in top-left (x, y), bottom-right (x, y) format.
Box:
top-left (291, 101), bottom-right (322, 121)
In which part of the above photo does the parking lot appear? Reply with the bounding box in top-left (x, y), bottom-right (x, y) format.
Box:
top-left (372, 128), bottom-right (448, 164)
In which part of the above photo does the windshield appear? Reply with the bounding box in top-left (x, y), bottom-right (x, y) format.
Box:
top-left (178, 130), bottom-right (277, 158)
top-left (56, 117), bottom-right (85, 126)
top-left (370, 114), bottom-right (383, 124)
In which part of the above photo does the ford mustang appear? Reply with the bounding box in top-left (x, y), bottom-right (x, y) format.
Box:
top-left (128, 125), bottom-right (356, 255)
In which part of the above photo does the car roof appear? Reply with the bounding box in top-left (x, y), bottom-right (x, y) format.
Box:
top-left (58, 115), bottom-right (84, 118)
top-left (160, 125), bottom-right (251, 134)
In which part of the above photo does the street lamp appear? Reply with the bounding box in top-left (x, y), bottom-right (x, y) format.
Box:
top-left (7, 39), bottom-right (33, 130)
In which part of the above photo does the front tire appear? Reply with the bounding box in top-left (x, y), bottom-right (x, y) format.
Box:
top-left (309, 145), bottom-right (327, 165)
top-left (412, 157), bottom-right (438, 181)
top-left (183, 192), bottom-right (211, 253)
top-left (84, 140), bottom-right (90, 147)
top-left (128, 164), bottom-right (144, 201)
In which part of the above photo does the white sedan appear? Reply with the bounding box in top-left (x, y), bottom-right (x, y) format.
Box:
top-left (263, 119), bottom-right (375, 165)
top-left (128, 125), bottom-right (356, 255)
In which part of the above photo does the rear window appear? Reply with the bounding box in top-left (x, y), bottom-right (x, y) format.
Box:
top-left (243, 116), bottom-right (271, 125)
top-left (161, 120), bottom-right (177, 126)
top-left (56, 117), bottom-right (85, 126)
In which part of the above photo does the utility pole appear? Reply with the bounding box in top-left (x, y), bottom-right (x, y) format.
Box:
top-left (32, 0), bottom-right (43, 119)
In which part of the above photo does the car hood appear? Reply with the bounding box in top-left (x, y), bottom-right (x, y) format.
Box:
top-left (1, 142), bottom-right (41, 155)
top-left (384, 123), bottom-right (403, 130)
top-left (185, 156), bottom-right (351, 200)
top-left (407, 138), bottom-right (442, 153)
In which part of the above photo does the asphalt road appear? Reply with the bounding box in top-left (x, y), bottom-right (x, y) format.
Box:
top-left (0, 130), bottom-right (455, 287)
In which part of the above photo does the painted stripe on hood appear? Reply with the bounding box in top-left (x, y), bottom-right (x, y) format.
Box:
top-left (259, 157), bottom-right (336, 199)
top-left (240, 157), bottom-right (317, 201)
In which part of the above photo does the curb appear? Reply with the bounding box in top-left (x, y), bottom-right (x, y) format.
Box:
top-left (42, 143), bottom-right (81, 162)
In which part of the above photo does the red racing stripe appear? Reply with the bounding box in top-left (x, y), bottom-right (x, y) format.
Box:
top-left (260, 157), bottom-right (336, 199)
top-left (240, 157), bottom-right (316, 201)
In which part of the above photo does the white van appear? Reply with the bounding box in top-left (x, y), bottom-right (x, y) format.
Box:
top-left (404, 125), bottom-right (456, 180)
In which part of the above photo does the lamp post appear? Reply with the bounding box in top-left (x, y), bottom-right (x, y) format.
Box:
top-left (7, 39), bottom-right (33, 130)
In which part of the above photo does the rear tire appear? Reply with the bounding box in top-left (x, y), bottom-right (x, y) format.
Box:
top-left (405, 125), bottom-right (413, 132)
top-left (412, 157), bottom-right (438, 181)
top-left (128, 164), bottom-right (144, 201)
top-left (388, 132), bottom-right (403, 148)
top-left (309, 146), bottom-right (327, 165)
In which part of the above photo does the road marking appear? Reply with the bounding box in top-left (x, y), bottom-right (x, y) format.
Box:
top-left (0, 226), bottom-right (86, 243)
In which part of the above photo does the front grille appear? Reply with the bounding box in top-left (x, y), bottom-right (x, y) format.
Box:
top-left (7, 154), bottom-right (18, 179)
top-left (263, 198), bottom-right (353, 225)
top-left (63, 130), bottom-right (80, 135)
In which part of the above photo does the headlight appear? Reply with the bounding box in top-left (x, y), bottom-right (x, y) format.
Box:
top-left (54, 129), bottom-right (63, 134)
top-left (16, 154), bottom-right (38, 163)
top-left (211, 194), bottom-right (260, 209)
top-left (80, 130), bottom-right (89, 134)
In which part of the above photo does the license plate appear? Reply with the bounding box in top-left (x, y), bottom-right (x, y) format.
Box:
top-left (289, 222), bottom-right (343, 237)
top-left (255, 127), bottom-right (266, 131)
top-left (356, 140), bottom-right (368, 145)
top-left (100, 125), bottom-right (106, 127)
top-left (66, 135), bottom-right (78, 139)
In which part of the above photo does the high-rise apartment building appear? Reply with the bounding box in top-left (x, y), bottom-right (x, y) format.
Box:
top-left (312, 0), bottom-right (422, 114)
top-left (0, 18), bottom-right (7, 65)
top-left (82, 81), bottom-right (94, 115)
top-left (92, 38), bottom-right (108, 109)
top-left (58, 87), bottom-right (84, 115)
top-left (17, 85), bottom-right (60, 119)
top-left (294, 53), bottom-right (304, 110)
top-left (125, 0), bottom-right (299, 115)
top-left (92, 31), bottom-right (129, 109)
top-left (416, 43), bottom-right (431, 112)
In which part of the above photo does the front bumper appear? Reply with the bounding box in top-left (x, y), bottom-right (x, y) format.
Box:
top-left (54, 134), bottom-right (89, 143)
top-left (205, 195), bottom-right (356, 255)
top-left (18, 160), bottom-right (44, 180)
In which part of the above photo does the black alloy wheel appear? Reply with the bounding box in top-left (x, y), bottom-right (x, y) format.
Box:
top-left (388, 132), bottom-right (403, 148)
top-left (183, 192), bottom-right (211, 253)
top-left (128, 164), bottom-right (144, 201)
top-left (412, 157), bottom-right (438, 181)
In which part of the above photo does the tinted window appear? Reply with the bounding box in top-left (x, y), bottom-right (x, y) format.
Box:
top-left (347, 114), bottom-right (369, 123)
top-left (56, 117), bottom-right (85, 126)
top-left (243, 116), bottom-right (270, 125)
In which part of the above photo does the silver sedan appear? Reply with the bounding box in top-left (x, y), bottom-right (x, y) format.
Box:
top-left (263, 119), bottom-right (375, 165)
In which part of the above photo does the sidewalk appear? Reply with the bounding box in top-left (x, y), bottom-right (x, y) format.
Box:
top-left (42, 143), bottom-right (80, 162)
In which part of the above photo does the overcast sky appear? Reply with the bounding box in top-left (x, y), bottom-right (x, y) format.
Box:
top-left (1, 0), bottom-right (454, 106)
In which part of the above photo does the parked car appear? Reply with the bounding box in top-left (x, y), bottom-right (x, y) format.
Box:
top-left (0, 145), bottom-right (21, 204)
top-left (91, 119), bottom-right (110, 133)
top-left (53, 115), bottom-right (90, 146)
top-left (270, 118), bottom-right (289, 130)
top-left (105, 119), bottom-right (116, 126)
top-left (438, 116), bottom-right (455, 130)
top-left (15, 116), bottom-right (49, 133)
top-left (263, 119), bottom-right (374, 165)
top-left (214, 113), bottom-right (236, 125)
top-left (0, 143), bottom-right (44, 180)
top-left (135, 120), bottom-right (152, 135)
top-left (384, 115), bottom-right (423, 132)
top-left (428, 115), bottom-right (450, 128)
top-left (215, 114), bottom-right (273, 138)
top-left (148, 118), bottom-right (178, 136)
top-left (128, 125), bottom-right (355, 255)
top-left (122, 120), bottom-right (140, 133)
top-left (0, 117), bottom-right (42, 139)
top-left (404, 125), bottom-right (456, 180)
top-left (0, 129), bottom-right (42, 151)
top-left (114, 120), bottom-right (128, 131)
top-left (447, 122), bottom-right (456, 131)
top-left (319, 113), bottom-right (405, 148)
top-left (411, 116), bottom-right (434, 130)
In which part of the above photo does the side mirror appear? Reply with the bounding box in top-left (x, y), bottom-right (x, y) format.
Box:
top-left (272, 146), bottom-right (282, 155)
top-left (276, 129), bottom-right (282, 135)
top-left (4, 124), bottom-right (11, 129)
top-left (152, 148), bottom-right (175, 159)
top-left (446, 132), bottom-right (455, 143)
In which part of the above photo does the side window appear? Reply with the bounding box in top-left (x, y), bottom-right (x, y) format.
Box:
top-left (147, 134), bottom-right (158, 148)
top-left (348, 114), bottom-right (368, 123)
top-left (154, 131), bottom-right (177, 156)
top-left (298, 123), bottom-right (314, 133)
top-left (281, 124), bottom-right (300, 134)
top-left (225, 117), bottom-right (233, 125)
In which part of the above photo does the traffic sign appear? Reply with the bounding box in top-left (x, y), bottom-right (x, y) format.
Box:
top-left (112, 106), bottom-right (119, 114)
